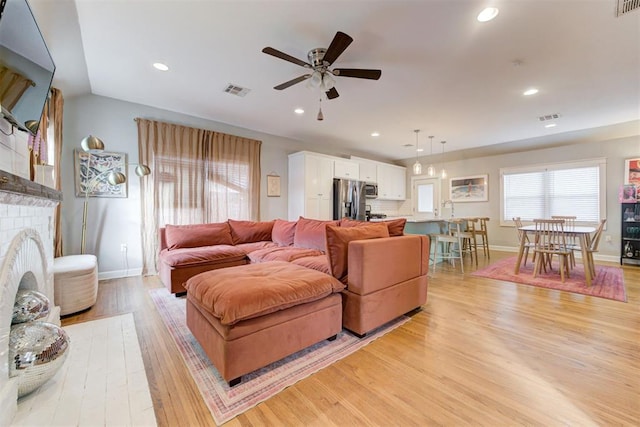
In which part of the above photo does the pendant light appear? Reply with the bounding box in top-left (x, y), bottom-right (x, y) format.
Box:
top-left (440, 140), bottom-right (447, 178)
top-left (427, 135), bottom-right (435, 176)
top-left (412, 129), bottom-right (422, 175)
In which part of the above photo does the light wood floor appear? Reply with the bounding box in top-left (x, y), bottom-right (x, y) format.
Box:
top-left (62, 251), bottom-right (640, 426)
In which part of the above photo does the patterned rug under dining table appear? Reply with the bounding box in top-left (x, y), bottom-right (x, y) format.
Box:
top-left (515, 224), bottom-right (596, 285)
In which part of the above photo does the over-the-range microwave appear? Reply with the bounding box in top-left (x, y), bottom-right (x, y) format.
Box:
top-left (364, 183), bottom-right (378, 199)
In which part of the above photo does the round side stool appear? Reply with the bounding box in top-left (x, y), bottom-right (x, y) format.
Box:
top-left (53, 254), bottom-right (98, 316)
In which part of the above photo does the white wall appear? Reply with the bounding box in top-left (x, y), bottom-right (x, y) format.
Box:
top-left (400, 134), bottom-right (640, 258)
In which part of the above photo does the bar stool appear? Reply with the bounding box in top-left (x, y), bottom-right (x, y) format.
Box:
top-left (432, 219), bottom-right (465, 273)
top-left (476, 217), bottom-right (490, 258)
top-left (453, 217), bottom-right (478, 266)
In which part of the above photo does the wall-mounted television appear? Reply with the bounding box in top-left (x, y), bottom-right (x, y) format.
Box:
top-left (0, 0), bottom-right (55, 135)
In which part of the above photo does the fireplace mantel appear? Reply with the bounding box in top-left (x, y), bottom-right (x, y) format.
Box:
top-left (0, 169), bottom-right (62, 204)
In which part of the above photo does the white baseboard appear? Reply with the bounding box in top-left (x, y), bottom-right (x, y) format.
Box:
top-left (490, 245), bottom-right (619, 264)
top-left (98, 268), bottom-right (142, 280)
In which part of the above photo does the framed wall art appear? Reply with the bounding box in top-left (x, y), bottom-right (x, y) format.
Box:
top-left (267, 174), bottom-right (281, 197)
top-left (449, 174), bottom-right (488, 202)
top-left (624, 158), bottom-right (640, 187)
top-left (75, 149), bottom-right (128, 198)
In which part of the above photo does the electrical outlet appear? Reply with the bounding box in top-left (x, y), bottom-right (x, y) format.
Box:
top-left (605, 235), bottom-right (612, 243)
top-left (120, 243), bottom-right (127, 252)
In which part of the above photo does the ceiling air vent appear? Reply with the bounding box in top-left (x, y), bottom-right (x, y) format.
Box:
top-left (538, 113), bottom-right (560, 122)
top-left (223, 84), bottom-right (251, 97)
top-left (617, 0), bottom-right (640, 16)
top-left (402, 143), bottom-right (414, 148)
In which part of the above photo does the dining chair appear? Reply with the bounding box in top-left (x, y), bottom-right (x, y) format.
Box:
top-left (475, 217), bottom-right (490, 258)
top-left (432, 219), bottom-right (465, 274)
top-left (552, 215), bottom-right (578, 267)
top-left (585, 219), bottom-right (607, 280)
top-left (513, 217), bottom-right (536, 267)
top-left (532, 218), bottom-right (572, 282)
top-left (453, 217), bottom-right (478, 266)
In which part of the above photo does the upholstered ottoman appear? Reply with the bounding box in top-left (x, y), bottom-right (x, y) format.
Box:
top-left (53, 255), bottom-right (99, 316)
top-left (184, 261), bottom-right (344, 386)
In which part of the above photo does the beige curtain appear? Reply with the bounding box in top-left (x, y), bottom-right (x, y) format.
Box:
top-left (137, 118), bottom-right (261, 275)
top-left (0, 64), bottom-right (35, 110)
top-left (50, 88), bottom-right (64, 257)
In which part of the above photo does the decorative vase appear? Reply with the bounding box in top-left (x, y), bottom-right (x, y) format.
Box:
top-left (9, 321), bottom-right (70, 397)
top-left (12, 290), bottom-right (50, 324)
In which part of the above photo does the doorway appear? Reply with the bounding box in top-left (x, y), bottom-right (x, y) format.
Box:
top-left (412, 177), bottom-right (441, 218)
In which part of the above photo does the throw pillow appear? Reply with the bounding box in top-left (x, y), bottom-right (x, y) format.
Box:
top-left (325, 223), bottom-right (389, 280)
top-left (340, 218), bottom-right (368, 227)
top-left (165, 222), bottom-right (233, 250)
top-left (293, 217), bottom-right (339, 251)
top-left (384, 218), bottom-right (407, 236)
top-left (272, 219), bottom-right (297, 246)
top-left (228, 219), bottom-right (274, 244)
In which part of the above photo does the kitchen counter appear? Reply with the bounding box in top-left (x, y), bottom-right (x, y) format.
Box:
top-left (372, 216), bottom-right (463, 223)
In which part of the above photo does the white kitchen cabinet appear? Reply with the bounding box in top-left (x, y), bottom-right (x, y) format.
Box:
top-left (288, 152), bottom-right (334, 220)
top-left (333, 159), bottom-right (359, 180)
top-left (358, 160), bottom-right (377, 183)
top-left (376, 163), bottom-right (406, 200)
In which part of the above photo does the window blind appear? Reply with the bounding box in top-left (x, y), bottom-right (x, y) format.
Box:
top-left (501, 159), bottom-right (604, 224)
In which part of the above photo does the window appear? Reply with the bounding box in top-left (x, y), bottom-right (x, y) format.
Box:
top-left (412, 177), bottom-right (440, 217)
top-left (500, 158), bottom-right (606, 225)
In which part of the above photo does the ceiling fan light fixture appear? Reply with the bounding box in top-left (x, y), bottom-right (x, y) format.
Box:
top-left (321, 72), bottom-right (335, 90)
top-left (307, 70), bottom-right (322, 89)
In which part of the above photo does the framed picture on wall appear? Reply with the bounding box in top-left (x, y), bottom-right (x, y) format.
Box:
top-left (75, 149), bottom-right (128, 198)
top-left (624, 158), bottom-right (640, 187)
top-left (449, 174), bottom-right (488, 202)
top-left (267, 174), bottom-right (281, 197)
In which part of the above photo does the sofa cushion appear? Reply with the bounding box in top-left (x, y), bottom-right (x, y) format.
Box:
top-left (272, 219), bottom-right (297, 247)
top-left (184, 261), bottom-right (345, 325)
top-left (340, 218), bottom-right (367, 227)
top-left (341, 217), bottom-right (406, 236)
top-left (159, 245), bottom-right (246, 268)
top-left (325, 223), bottom-right (389, 280)
top-left (291, 255), bottom-right (332, 276)
top-left (228, 219), bottom-right (274, 244)
top-left (235, 241), bottom-right (278, 254)
top-left (247, 247), bottom-right (323, 263)
top-left (293, 217), bottom-right (339, 251)
top-left (382, 218), bottom-right (407, 237)
top-left (165, 222), bottom-right (233, 250)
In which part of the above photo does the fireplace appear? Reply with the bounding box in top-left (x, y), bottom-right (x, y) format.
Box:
top-left (0, 170), bottom-right (62, 426)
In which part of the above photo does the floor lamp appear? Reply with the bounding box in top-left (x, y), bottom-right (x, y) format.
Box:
top-left (79, 135), bottom-right (151, 254)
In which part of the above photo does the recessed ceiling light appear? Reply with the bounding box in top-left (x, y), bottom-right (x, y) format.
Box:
top-left (477, 7), bottom-right (499, 22)
top-left (545, 123), bottom-right (557, 128)
top-left (371, 132), bottom-right (380, 137)
top-left (417, 148), bottom-right (424, 152)
top-left (523, 88), bottom-right (539, 96)
top-left (153, 62), bottom-right (169, 71)
top-left (294, 108), bottom-right (304, 114)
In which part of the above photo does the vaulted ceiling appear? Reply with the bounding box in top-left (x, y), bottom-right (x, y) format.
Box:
top-left (30, 0), bottom-right (640, 161)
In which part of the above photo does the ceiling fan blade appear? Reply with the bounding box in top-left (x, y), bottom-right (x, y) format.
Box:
top-left (262, 47), bottom-right (310, 68)
top-left (333, 68), bottom-right (382, 80)
top-left (322, 31), bottom-right (353, 65)
top-left (274, 74), bottom-right (311, 90)
top-left (326, 87), bottom-right (339, 100)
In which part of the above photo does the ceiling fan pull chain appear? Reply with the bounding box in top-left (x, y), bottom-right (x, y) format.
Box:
top-left (317, 98), bottom-right (324, 121)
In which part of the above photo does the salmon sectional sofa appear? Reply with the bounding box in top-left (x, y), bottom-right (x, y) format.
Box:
top-left (159, 217), bottom-right (429, 385)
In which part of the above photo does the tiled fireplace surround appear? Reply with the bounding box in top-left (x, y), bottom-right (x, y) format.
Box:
top-left (0, 174), bottom-right (61, 426)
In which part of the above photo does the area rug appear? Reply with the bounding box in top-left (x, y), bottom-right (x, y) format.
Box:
top-left (149, 288), bottom-right (409, 425)
top-left (471, 256), bottom-right (626, 302)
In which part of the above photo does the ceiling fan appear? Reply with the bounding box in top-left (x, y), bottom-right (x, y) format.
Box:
top-left (262, 31), bottom-right (382, 100)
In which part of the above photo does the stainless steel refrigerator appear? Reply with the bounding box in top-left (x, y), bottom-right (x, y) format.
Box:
top-left (333, 178), bottom-right (367, 221)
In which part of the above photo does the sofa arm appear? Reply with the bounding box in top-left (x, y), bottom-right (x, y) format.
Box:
top-left (159, 227), bottom-right (168, 251)
top-left (347, 234), bottom-right (430, 296)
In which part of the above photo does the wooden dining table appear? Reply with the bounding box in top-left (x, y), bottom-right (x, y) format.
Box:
top-left (514, 224), bottom-right (596, 285)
